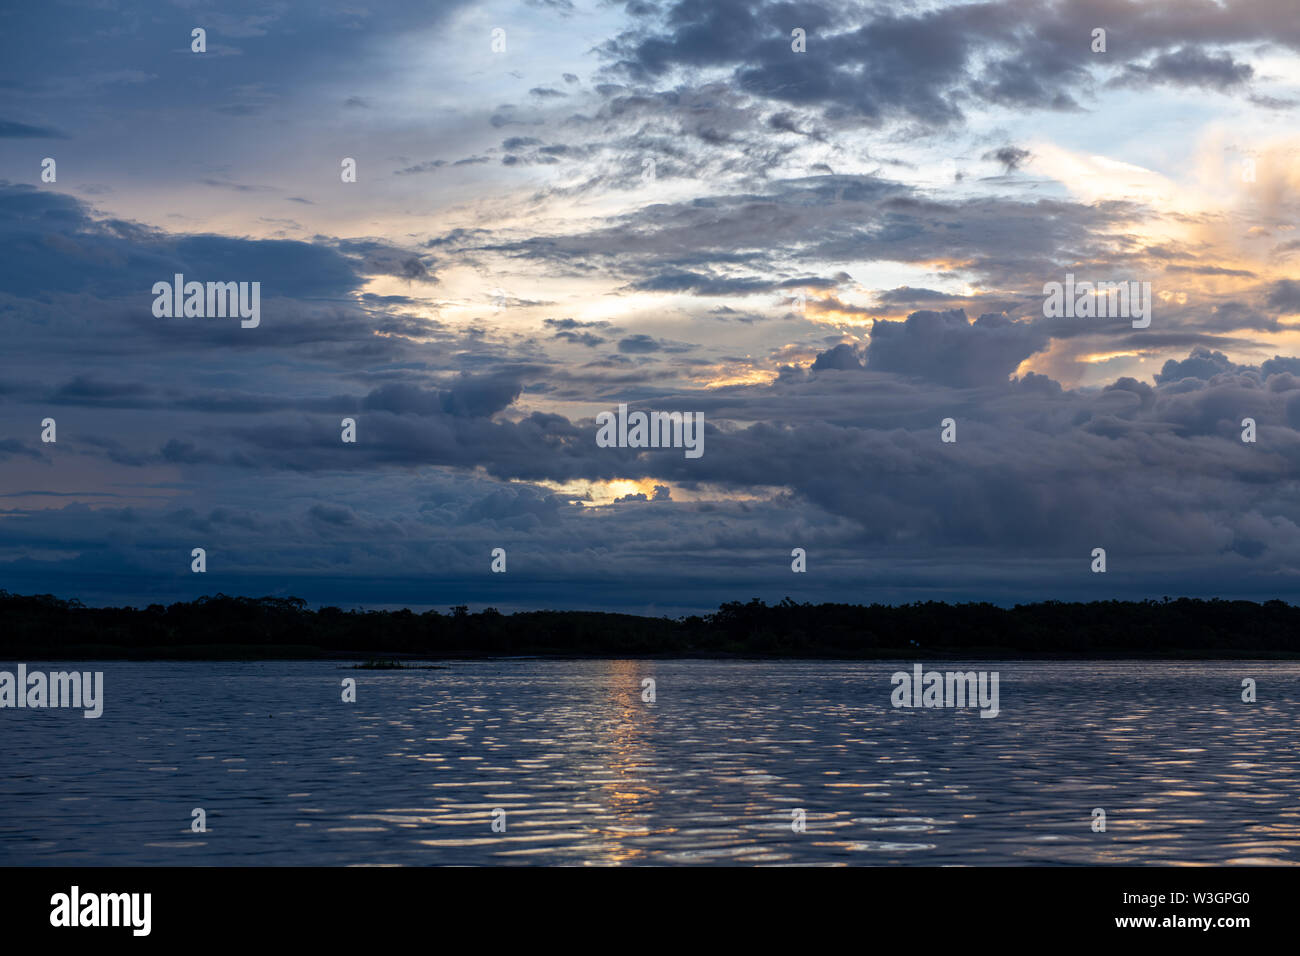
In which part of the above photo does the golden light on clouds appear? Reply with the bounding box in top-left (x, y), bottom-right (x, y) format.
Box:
top-left (1078, 350), bottom-right (1144, 364)
top-left (699, 364), bottom-right (779, 389)
top-left (525, 478), bottom-right (791, 507)
top-left (804, 300), bottom-right (877, 328)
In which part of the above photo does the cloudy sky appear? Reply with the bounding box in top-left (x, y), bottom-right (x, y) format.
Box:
top-left (2, 0), bottom-right (1300, 615)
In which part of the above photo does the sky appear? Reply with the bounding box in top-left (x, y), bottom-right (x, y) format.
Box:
top-left (2, 0), bottom-right (1300, 615)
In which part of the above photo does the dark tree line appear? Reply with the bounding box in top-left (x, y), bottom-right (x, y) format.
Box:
top-left (1, 590), bottom-right (1298, 659)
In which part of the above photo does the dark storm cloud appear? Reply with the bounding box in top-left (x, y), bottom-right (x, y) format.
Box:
top-left (89, 320), bottom-right (1295, 548)
top-left (544, 317), bottom-right (612, 347)
top-left (544, 318), bottom-right (607, 331)
top-left (0, 184), bottom-right (360, 300)
top-left (608, 0), bottom-right (969, 124)
top-left (1261, 356), bottom-right (1300, 377)
top-left (0, 183), bottom-right (435, 300)
top-left (440, 373), bottom-right (526, 418)
top-left (626, 265), bottom-right (847, 296)
top-left (1114, 47), bottom-right (1254, 91)
top-left (10, 308), bottom-right (1300, 609)
top-left (603, 0), bottom-right (1295, 127)
top-left (0, 0), bottom-right (477, 116)
top-left (866, 310), bottom-right (1050, 388)
top-left (1266, 280), bottom-right (1300, 313)
top-left (1155, 347), bottom-right (1241, 384)
top-left (616, 334), bottom-right (694, 354)
top-left (810, 343), bottom-right (863, 371)
top-left (6, 1), bottom-right (1300, 612)
top-left (553, 330), bottom-right (606, 346)
top-left (485, 174), bottom-right (1163, 335)
top-left (333, 239), bottom-right (436, 282)
top-left (427, 349), bottom-right (1300, 605)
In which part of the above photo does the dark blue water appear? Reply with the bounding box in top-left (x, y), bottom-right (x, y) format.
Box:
top-left (1, 659), bottom-right (1297, 865)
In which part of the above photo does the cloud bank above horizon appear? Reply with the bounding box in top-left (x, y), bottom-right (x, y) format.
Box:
top-left (3, 0), bottom-right (1300, 614)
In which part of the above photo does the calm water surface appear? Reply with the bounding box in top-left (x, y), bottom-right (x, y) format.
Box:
top-left (2, 659), bottom-right (1297, 866)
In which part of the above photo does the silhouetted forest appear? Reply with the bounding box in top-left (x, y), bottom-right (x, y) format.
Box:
top-left (2, 591), bottom-right (1299, 659)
